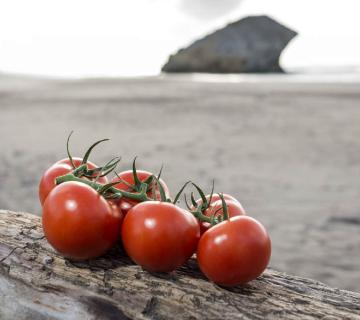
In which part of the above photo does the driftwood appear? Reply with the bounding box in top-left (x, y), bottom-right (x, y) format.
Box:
top-left (0, 210), bottom-right (359, 320)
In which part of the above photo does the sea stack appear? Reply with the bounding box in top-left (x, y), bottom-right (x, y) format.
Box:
top-left (162, 15), bottom-right (297, 73)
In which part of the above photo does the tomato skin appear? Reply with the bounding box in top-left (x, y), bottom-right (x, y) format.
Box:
top-left (39, 163), bottom-right (74, 205)
top-left (39, 157), bottom-right (108, 205)
top-left (112, 170), bottom-right (170, 215)
top-left (122, 201), bottom-right (200, 272)
top-left (200, 199), bottom-right (246, 235)
top-left (197, 216), bottom-right (271, 286)
top-left (42, 181), bottom-right (122, 260)
top-left (197, 193), bottom-right (241, 207)
top-left (57, 157), bottom-right (86, 167)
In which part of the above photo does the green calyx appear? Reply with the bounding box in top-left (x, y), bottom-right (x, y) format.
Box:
top-left (66, 131), bottom-right (119, 180)
top-left (55, 173), bottom-right (153, 202)
top-left (57, 144), bottom-right (179, 204)
top-left (115, 157), bottom-right (171, 202)
top-left (59, 133), bottom-right (230, 217)
top-left (185, 181), bottom-right (229, 226)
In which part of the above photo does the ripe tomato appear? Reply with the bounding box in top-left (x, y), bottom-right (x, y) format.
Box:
top-left (122, 201), bottom-right (200, 272)
top-left (196, 193), bottom-right (241, 207)
top-left (197, 216), bottom-right (271, 286)
top-left (199, 199), bottom-right (245, 234)
top-left (111, 170), bottom-right (170, 215)
top-left (39, 157), bottom-right (108, 205)
top-left (42, 181), bottom-right (122, 260)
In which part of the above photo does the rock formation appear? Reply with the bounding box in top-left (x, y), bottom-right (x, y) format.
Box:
top-left (162, 15), bottom-right (297, 73)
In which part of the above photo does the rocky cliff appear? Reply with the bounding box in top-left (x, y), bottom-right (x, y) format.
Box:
top-left (162, 15), bottom-right (297, 73)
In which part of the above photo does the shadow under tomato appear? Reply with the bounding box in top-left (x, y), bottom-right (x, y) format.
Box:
top-left (64, 247), bottom-right (261, 290)
top-left (64, 244), bottom-right (134, 271)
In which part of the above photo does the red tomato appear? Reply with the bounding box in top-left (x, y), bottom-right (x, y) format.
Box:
top-left (39, 157), bottom-right (108, 205)
top-left (112, 170), bottom-right (170, 215)
top-left (199, 199), bottom-right (245, 235)
top-left (197, 216), bottom-right (271, 286)
top-left (122, 201), bottom-right (200, 272)
top-left (196, 193), bottom-right (241, 207)
top-left (57, 157), bottom-right (88, 167)
top-left (42, 181), bottom-right (122, 260)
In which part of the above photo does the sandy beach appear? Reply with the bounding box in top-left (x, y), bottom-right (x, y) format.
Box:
top-left (0, 73), bottom-right (359, 292)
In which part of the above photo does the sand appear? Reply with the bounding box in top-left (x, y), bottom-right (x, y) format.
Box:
top-left (0, 73), bottom-right (359, 292)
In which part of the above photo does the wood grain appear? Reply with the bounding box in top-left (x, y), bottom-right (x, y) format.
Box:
top-left (0, 210), bottom-right (359, 320)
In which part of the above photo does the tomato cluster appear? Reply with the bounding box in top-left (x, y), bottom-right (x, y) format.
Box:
top-left (40, 135), bottom-right (271, 287)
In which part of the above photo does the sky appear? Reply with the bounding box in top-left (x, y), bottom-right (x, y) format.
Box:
top-left (0, 0), bottom-right (359, 77)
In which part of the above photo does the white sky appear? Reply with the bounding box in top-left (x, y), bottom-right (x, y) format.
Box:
top-left (0, 0), bottom-right (359, 77)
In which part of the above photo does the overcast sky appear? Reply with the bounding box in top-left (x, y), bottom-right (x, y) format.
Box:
top-left (180, 0), bottom-right (242, 20)
top-left (0, 0), bottom-right (359, 77)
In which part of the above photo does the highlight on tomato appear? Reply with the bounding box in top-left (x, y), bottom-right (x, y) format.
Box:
top-left (42, 181), bottom-right (123, 260)
top-left (121, 201), bottom-right (200, 272)
top-left (197, 215), bottom-right (271, 286)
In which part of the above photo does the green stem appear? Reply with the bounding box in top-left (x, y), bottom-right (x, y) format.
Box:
top-left (218, 193), bottom-right (229, 221)
top-left (72, 164), bottom-right (87, 176)
top-left (66, 131), bottom-right (76, 169)
top-left (55, 173), bottom-right (153, 202)
top-left (191, 209), bottom-right (217, 224)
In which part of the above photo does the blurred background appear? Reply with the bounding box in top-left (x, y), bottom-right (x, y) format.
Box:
top-left (0, 0), bottom-right (359, 292)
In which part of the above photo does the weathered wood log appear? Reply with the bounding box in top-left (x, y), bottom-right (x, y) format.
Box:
top-left (0, 210), bottom-right (359, 320)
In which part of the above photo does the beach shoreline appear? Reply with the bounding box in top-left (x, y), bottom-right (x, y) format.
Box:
top-left (0, 74), bottom-right (359, 292)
